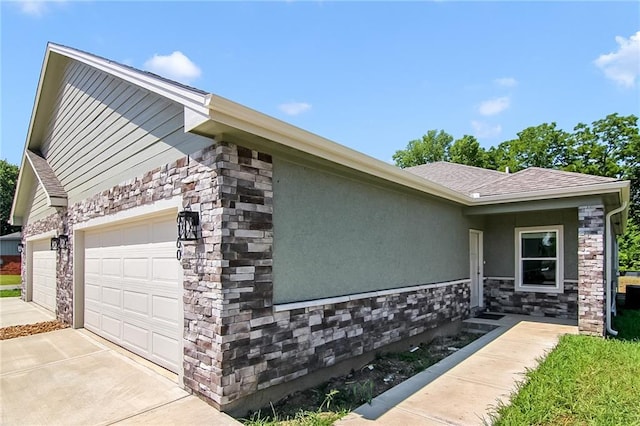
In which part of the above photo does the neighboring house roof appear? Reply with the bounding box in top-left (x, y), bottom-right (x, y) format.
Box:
top-left (10, 42), bottom-right (631, 226)
top-left (0, 232), bottom-right (22, 241)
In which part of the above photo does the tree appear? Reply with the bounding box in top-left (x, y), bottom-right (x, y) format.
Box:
top-left (486, 123), bottom-right (572, 172)
top-left (449, 135), bottom-right (488, 168)
top-left (393, 130), bottom-right (453, 168)
top-left (619, 220), bottom-right (640, 271)
top-left (0, 160), bottom-right (20, 235)
top-left (570, 114), bottom-right (639, 178)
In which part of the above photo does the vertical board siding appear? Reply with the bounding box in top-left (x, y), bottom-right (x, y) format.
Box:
top-left (38, 60), bottom-right (212, 205)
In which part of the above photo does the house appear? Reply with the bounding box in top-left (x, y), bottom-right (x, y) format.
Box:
top-left (0, 232), bottom-right (22, 275)
top-left (10, 43), bottom-right (630, 414)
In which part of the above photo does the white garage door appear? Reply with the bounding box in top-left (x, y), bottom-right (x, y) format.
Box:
top-left (32, 239), bottom-right (56, 312)
top-left (84, 214), bottom-right (182, 373)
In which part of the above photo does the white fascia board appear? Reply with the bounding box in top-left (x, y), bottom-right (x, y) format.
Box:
top-left (48, 43), bottom-right (210, 115)
top-left (471, 181), bottom-right (630, 206)
top-left (9, 160), bottom-right (29, 226)
top-left (203, 94), bottom-right (472, 205)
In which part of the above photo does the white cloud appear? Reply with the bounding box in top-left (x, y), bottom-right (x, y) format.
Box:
top-left (471, 120), bottom-right (502, 139)
top-left (494, 77), bottom-right (518, 88)
top-left (594, 31), bottom-right (640, 88)
top-left (478, 96), bottom-right (510, 116)
top-left (278, 101), bottom-right (312, 116)
top-left (143, 51), bottom-right (201, 84)
top-left (18, 0), bottom-right (65, 16)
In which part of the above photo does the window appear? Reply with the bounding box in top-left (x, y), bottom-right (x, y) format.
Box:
top-left (515, 225), bottom-right (563, 293)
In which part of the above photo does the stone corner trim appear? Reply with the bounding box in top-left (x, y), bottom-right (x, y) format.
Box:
top-left (577, 205), bottom-right (605, 336)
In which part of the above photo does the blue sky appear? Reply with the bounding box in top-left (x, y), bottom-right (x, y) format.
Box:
top-left (1, 1), bottom-right (639, 167)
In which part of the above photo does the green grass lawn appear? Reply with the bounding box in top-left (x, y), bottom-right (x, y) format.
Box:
top-left (0, 288), bottom-right (21, 298)
top-left (0, 275), bottom-right (21, 286)
top-left (492, 313), bottom-right (640, 425)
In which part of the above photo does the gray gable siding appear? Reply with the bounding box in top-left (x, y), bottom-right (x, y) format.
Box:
top-left (38, 59), bottom-right (212, 206)
top-left (27, 181), bottom-right (54, 223)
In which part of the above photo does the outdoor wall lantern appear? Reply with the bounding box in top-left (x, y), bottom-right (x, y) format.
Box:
top-left (50, 235), bottom-right (69, 251)
top-left (177, 210), bottom-right (200, 241)
top-left (17, 243), bottom-right (24, 254)
top-left (58, 235), bottom-right (69, 250)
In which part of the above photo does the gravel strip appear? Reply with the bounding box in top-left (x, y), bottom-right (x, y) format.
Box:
top-left (0, 320), bottom-right (69, 340)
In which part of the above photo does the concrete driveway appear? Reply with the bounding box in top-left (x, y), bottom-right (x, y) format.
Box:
top-left (0, 298), bottom-right (239, 425)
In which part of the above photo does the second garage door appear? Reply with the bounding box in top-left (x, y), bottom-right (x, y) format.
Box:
top-left (84, 214), bottom-right (182, 373)
top-left (32, 239), bottom-right (57, 312)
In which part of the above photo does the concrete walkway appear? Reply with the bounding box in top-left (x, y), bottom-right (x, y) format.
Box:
top-left (0, 298), bottom-right (240, 425)
top-left (337, 315), bottom-right (578, 426)
top-left (0, 297), bottom-right (55, 327)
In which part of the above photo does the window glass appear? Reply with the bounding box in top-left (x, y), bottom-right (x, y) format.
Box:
top-left (522, 260), bottom-right (557, 286)
top-left (521, 232), bottom-right (556, 258)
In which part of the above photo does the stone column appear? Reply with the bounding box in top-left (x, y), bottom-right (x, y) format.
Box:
top-left (577, 205), bottom-right (605, 336)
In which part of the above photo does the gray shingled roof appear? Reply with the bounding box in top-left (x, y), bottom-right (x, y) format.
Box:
top-left (406, 162), bottom-right (506, 193)
top-left (405, 162), bottom-right (618, 197)
top-left (472, 167), bottom-right (617, 196)
top-left (25, 150), bottom-right (67, 200)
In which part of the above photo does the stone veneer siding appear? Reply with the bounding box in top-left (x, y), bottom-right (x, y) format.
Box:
top-left (484, 279), bottom-right (577, 319)
top-left (20, 140), bottom-right (471, 413)
top-left (21, 210), bottom-right (73, 324)
top-left (577, 205), bottom-right (605, 336)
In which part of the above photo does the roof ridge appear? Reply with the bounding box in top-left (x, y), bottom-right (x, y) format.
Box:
top-left (48, 42), bottom-right (209, 96)
top-left (522, 167), bottom-right (617, 180)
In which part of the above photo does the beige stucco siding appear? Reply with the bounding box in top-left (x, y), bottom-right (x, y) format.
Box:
top-left (39, 59), bottom-right (212, 205)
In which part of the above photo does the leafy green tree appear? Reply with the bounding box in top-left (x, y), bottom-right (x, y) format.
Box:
top-left (393, 130), bottom-right (453, 168)
top-left (570, 114), bottom-right (639, 178)
top-left (486, 123), bottom-right (572, 172)
top-left (449, 135), bottom-right (488, 168)
top-left (619, 220), bottom-right (640, 271)
top-left (0, 160), bottom-right (20, 235)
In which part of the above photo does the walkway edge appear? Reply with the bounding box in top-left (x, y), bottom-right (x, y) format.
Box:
top-left (342, 324), bottom-right (511, 421)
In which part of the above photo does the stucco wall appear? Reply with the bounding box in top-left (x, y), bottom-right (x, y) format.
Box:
top-left (483, 209), bottom-right (578, 280)
top-left (272, 158), bottom-right (476, 303)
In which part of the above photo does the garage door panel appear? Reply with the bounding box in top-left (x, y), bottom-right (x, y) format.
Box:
top-left (101, 286), bottom-right (122, 308)
top-left (152, 332), bottom-right (179, 369)
top-left (84, 214), bottom-right (181, 373)
top-left (123, 290), bottom-right (149, 315)
top-left (84, 308), bottom-right (100, 329)
top-left (100, 314), bottom-right (121, 339)
top-left (101, 258), bottom-right (122, 277)
top-left (123, 322), bottom-right (149, 351)
top-left (152, 259), bottom-right (180, 282)
top-left (152, 295), bottom-right (179, 323)
top-left (121, 224), bottom-right (149, 245)
top-left (32, 240), bottom-right (56, 312)
top-left (123, 258), bottom-right (149, 279)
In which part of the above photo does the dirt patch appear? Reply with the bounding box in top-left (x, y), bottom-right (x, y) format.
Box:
top-left (0, 320), bottom-right (69, 340)
top-left (245, 332), bottom-right (480, 421)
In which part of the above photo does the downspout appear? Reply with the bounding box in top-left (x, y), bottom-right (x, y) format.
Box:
top-left (605, 201), bottom-right (628, 336)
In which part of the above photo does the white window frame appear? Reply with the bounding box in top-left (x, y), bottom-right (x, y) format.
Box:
top-left (515, 225), bottom-right (564, 294)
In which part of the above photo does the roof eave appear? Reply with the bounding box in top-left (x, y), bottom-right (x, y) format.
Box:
top-left (471, 180), bottom-right (630, 206)
top-left (200, 94), bottom-right (473, 205)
